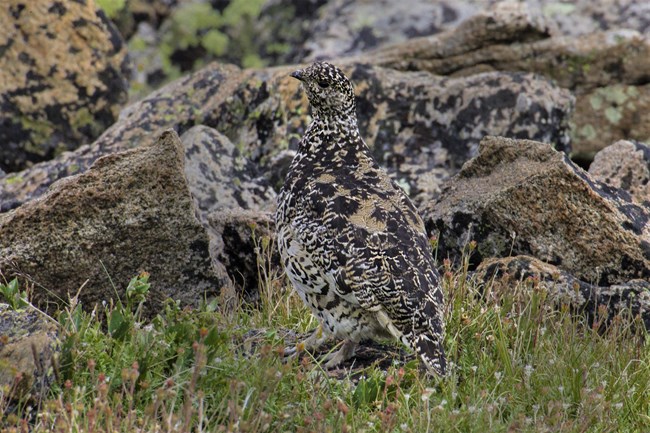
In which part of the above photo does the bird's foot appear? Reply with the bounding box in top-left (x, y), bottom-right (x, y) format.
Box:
top-left (284, 325), bottom-right (330, 358)
top-left (322, 340), bottom-right (358, 370)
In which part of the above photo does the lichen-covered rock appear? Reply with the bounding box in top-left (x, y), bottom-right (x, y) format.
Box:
top-left (0, 130), bottom-right (223, 315)
top-left (423, 136), bottom-right (650, 286)
top-left (0, 61), bottom-right (573, 210)
top-left (181, 125), bottom-right (276, 224)
top-left (474, 256), bottom-right (650, 331)
top-left (367, 2), bottom-right (650, 157)
top-left (589, 140), bottom-right (650, 206)
top-left (0, 0), bottom-right (130, 173)
top-left (0, 62), bottom-right (243, 212)
top-left (572, 85), bottom-right (650, 158)
top-left (538, 0), bottom-right (650, 36)
top-left (0, 303), bottom-right (59, 403)
top-left (207, 208), bottom-right (277, 300)
top-left (302, 0), bottom-right (481, 61)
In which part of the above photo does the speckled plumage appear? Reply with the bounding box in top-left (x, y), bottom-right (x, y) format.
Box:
top-left (276, 62), bottom-right (446, 375)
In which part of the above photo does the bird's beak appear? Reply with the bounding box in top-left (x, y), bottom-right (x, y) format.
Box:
top-left (290, 69), bottom-right (304, 81)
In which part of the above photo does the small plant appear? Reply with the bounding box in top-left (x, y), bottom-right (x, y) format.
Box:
top-left (0, 277), bottom-right (29, 310)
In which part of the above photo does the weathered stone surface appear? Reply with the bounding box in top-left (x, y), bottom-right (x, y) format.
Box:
top-left (0, 62), bottom-right (244, 212)
top-left (0, 130), bottom-right (223, 315)
top-left (589, 140), bottom-right (650, 206)
top-left (181, 125), bottom-right (276, 224)
top-left (207, 208), bottom-right (277, 300)
top-left (538, 0), bottom-right (650, 36)
top-left (302, 0), bottom-right (481, 61)
top-left (0, 0), bottom-right (130, 173)
top-left (0, 304), bottom-right (59, 402)
top-left (423, 136), bottom-right (650, 286)
top-left (366, 3), bottom-right (650, 156)
top-left (572, 85), bottom-right (650, 158)
top-left (0, 61), bottom-right (573, 210)
top-left (474, 256), bottom-right (650, 331)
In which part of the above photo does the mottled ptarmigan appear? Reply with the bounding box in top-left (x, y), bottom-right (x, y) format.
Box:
top-left (276, 62), bottom-right (446, 376)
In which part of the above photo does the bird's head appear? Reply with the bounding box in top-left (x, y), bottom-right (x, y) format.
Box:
top-left (291, 62), bottom-right (356, 120)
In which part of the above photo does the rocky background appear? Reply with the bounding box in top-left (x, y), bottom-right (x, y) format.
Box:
top-left (1, 0), bottom-right (650, 397)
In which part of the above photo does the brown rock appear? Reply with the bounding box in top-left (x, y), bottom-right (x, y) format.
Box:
top-left (0, 304), bottom-right (59, 403)
top-left (589, 140), bottom-right (650, 206)
top-left (0, 0), bottom-right (130, 172)
top-left (423, 136), bottom-right (650, 285)
top-left (474, 256), bottom-right (650, 331)
top-left (0, 130), bottom-right (223, 314)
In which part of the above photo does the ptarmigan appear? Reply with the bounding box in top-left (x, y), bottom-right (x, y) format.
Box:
top-left (276, 62), bottom-right (446, 376)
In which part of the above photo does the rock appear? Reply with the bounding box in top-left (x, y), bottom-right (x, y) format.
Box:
top-left (0, 61), bottom-right (573, 210)
top-left (346, 66), bottom-right (573, 204)
top-left (302, 0), bottom-right (481, 61)
top-left (589, 140), bottom-right (650, 206)
top-left (181, 125), bottom-right (276, 224)
top-left (538, 0), bottom-right (650, 36)
top-left (367, 2), bottom-right (650, 156)
top-left (572, 84), bottom-right (650, 159)
top-left (0, 130), bottom-right (223, 315)
top-left (474, 256), bottom-right (650, 331)
top-left (0, 0), bottom-right (130, 173)
top-left (0, 304), bottom-right (59, 403)
top-left (0, 61), bottom-right (243, 212)
top-left (207, 208), bottom-right (277, 300)
top-left (423, 136), bottom-right (650, 286)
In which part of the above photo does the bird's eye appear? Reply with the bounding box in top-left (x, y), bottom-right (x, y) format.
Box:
top-left (317, 80), bottom-right (330, 89)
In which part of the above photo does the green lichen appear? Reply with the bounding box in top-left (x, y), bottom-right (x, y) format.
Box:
top-left (604, 107), bottom-right (623, 124)
top-left (542, 2), bottom-right (576, 16)
top-left (96, 0), bottom-right (127, 19)
top-left (5, 174), bottom-right (24, 185)
top-left (575, 124), bottom-right (597, 141)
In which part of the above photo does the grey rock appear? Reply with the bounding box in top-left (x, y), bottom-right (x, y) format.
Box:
top-left (366, 2), bottom-right (650, 157)
top-left (423, 136), bottom-right (650, 286)
top-left (474, 256), bottom-right (650, 331)
top-left (0, 303), bottom-right (59, 403)
top-left (0, 130), bottom-right (223, 315)
top-left (181, 125), bottom-right (276, 224)
top-left (0, 0), bottom-right (129, 173)
top-left (589, 140), bottom-right (650, 206)
top-left (303, 0), bottom-right (482, 61)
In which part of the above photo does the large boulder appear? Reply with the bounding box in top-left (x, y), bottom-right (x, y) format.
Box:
top-left (0, 0), bottom-right (130, 173)
top-left (367, 2), bottom-right (650, 157)
top-left (474, 256), bottom-right (650, 331)
top-left (589, 140), bottom-right (650, 206)
top-left (0, 304), bottom-right (59, 403)
top-left (0, 62), bottom-right (243, 212)
top-left (0, 130), bottom-right (223, 314)
top-left (0, 61), bottom-right (573, 210)
top-left (423, 136), bottom-right (650, 286)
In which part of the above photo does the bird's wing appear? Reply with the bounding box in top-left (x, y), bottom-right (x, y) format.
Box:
top-left (299, 173), bottom-right (443, 327)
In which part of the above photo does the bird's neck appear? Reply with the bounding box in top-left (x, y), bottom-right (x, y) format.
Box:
top-left (301, 114), bottom-right (364, 155)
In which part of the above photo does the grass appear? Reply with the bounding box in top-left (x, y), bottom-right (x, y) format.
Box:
top-left (1, 237), bottom-right (649, 432)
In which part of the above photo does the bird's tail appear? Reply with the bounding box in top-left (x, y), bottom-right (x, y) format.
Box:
top-left (413, 333), bottom-right (447, 376)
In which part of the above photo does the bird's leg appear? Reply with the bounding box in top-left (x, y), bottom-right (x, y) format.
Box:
top-left (284, 325), bottom-right (331, 357)
top-left (322, 339), bottom-right (358, 369)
